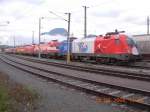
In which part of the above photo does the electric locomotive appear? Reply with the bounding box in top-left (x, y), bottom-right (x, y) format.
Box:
top-left (72, 31), bottom-right (140, 62)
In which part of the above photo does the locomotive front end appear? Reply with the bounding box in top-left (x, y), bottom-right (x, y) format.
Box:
top-left (126, 36), bottom-right (141, 60)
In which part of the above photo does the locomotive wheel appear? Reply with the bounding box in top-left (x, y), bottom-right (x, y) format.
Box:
top-left (109, 58), bottom-right (117, 64)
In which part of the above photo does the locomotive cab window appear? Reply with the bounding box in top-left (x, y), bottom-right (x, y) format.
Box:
top-left (127, 37), bottom-right (136, 47)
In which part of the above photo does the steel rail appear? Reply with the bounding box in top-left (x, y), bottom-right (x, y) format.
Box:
top-left (0, 55), bottom-right (150, 110)
top-left (6, 54), bottom-right (150, 82)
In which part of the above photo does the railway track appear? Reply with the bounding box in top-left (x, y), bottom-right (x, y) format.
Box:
top-left (0, 54), bottom-right (150, 110)
top-left (6, 54), bottom-right (150, 82)
top-left (121, 59), bottom-right (150, 69)
top-left (6, 53), bottom-right (150, 70)
top-left (129, 64), bottom-right (150, 70)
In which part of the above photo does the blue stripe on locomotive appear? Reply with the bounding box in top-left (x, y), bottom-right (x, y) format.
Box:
top-left (58, 40), bottom-right (72, 55)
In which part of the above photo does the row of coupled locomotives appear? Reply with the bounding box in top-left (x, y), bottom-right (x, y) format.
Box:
top-left (5, 32), bottom-right (141, 63)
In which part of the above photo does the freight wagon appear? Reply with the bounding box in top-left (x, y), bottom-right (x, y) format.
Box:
top-left (132, 34), bottom-right (150, 59)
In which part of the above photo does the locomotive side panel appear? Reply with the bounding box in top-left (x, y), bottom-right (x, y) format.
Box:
top-left (137, 41), bottom-right (150, 54)
top-left (95, 35), bottom-right (129, 55)
top-left (72, 38), bottom-right (95, 55)
top-left (58, 40), bottom-right (73, 56)
top-left (24, 45), bottom-right (35, 55)
top-left (47, 41), bottom-right (59, 53)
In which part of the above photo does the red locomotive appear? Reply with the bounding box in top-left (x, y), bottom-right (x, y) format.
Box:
top-left (72, 31), bottom-right (140, 62)
top-left (34, 40), bottom-right (59, 57)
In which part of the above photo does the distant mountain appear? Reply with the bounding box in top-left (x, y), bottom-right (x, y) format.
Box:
top-left (41, 32), bottom-right (49, 35)
top-left (41, 28), bottom-right (68, 36)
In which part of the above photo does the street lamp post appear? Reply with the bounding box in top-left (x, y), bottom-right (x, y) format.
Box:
top-left (147, 16), bottom-right (149, 35)
top-left (32, 31), bottom-right (34, 44)
top-left (38, 17), bottom-right (44, 59)
top-left (13, 36), bottom-right (16, 48)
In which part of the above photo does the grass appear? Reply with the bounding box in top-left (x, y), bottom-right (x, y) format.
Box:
top-left (0, 72), bottom-right (39, 112)
top-left (0, 86), bottom-right (10, 112)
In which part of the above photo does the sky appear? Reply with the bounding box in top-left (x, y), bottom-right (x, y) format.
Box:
top-left (0, 0), bottom-right (150, 45)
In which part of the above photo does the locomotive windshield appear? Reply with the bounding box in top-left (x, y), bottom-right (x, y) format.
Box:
top-left (127, 37), bottom-right (137, 47)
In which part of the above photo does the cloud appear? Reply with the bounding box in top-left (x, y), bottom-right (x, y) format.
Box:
top-left (91, 10), bottom-right (121, 18)
top-left (1, 0), bottom-right (150, 45)
top-left (23, 0), bottom-right (43, 5)
top-left (123, 16), bottom-right (146, 26)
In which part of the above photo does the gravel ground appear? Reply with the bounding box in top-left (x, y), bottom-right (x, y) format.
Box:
top-left (0, 59), bottom-right (145, 112)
